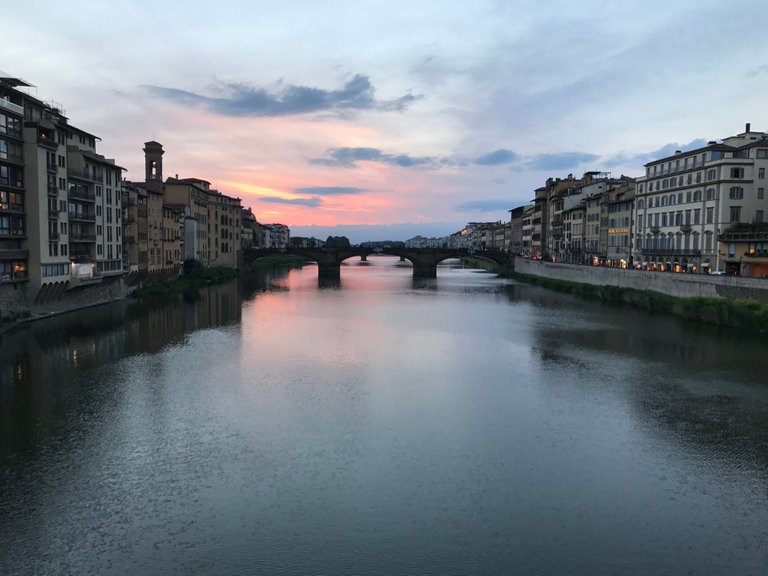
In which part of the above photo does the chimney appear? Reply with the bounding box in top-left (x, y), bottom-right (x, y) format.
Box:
top-left (746, 122), bottom-right (751, 132)
top-left (675, 150), bottom-right (681, 154)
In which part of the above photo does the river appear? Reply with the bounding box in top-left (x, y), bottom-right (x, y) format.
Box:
top-left (1, 256), bottom-right (767, 575)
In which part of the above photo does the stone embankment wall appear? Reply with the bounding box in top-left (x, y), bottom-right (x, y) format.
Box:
top-left (1, 276), bottom-right (125, 321)
top-left (514, 257), bottom-right (768, 305)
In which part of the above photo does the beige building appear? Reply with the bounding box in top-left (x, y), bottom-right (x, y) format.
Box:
top-left (633, 124), bottom-right (768, 274)
top-left (1, 71), bottom-right (123, 298)
top-left (164, 174), bottom-right (242, 268)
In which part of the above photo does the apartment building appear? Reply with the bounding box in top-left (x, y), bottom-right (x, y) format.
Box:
top-left (1, 71), bottom-right (123, 297)
top-left (633, 124), bottom-right (768, 274)
top-left (164, 170), bottom-right (242, 267)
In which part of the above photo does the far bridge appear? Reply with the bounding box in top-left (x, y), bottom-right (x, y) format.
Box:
top-left (242, 247), bottom-right (513, 279)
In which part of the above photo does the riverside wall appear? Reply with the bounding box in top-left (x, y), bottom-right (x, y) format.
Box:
top-left (514, 257), bottom-right (768, 305)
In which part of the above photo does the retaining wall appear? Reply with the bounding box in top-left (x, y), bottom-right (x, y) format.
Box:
top-left (514, 257), bottom-right (768, 305)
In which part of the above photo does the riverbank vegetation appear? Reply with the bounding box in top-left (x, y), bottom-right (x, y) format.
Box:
top-left (132, 260), bottom-right (239, 302)
top-left (510, 271), bottom-right (768, 334)
top-left (248, 254), bottom-right (307, 270)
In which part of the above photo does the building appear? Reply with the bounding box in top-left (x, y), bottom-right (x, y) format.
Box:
top-left (633, 124), bottom-right (768, 274)
top-left (1, 70), bottom-right (123, 300)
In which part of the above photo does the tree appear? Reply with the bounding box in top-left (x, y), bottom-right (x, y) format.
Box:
top-left (325, 235), bottom-right (351, 248)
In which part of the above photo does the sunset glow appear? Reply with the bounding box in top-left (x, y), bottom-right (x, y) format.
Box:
top-left (5, 1), bottom-right (768, 241)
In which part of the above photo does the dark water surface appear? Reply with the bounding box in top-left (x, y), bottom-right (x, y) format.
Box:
top-left (1, 257), bottom-right (767, 575)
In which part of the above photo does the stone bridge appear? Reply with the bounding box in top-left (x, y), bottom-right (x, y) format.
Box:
top-left (243, 247), bottom-right (513, 279)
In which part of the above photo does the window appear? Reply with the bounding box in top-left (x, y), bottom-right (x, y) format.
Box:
top-left (757, 210), bottom-right (764, 223)
top-left (693, 190), bottom-right (701, 202)
top-left (707, 169), bottom-right (717, 181)
top-left (686, 191), bottom-right (692, 203)
top-left (730, 167), bottom-right (744, 179)
top-left (694, 209), bottom-right (701, 224)
top-left (759, 167), bottom-right (766, 179)
top-left (729, 186), bottom-right (744, 200)
top-left (706, 207), bottom-right (714, 224)
top-left (757, 149), bottom-right (768, 159)
top-left (730, 206), bottom-right (741, 222)
top-left (706, 188), bottom-right (716, 201)
top-left (58, 155), bottom-right (65, 168)
top-left (759, 187), bottom-right (765, 200)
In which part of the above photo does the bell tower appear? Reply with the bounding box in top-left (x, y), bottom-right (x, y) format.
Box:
top-left (143, 141), bottom-right (164, 194)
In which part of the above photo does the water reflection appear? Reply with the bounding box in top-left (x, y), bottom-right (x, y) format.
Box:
top-left (1, 262), bottom-right (767, 576)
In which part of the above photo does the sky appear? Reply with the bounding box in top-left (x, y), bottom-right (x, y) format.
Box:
top-left (5, 0), bottom-right (768, 243)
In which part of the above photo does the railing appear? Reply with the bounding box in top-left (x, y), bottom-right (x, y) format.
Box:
top-left (0, 98), bottom-right (23, 115)
top-left (48, 184), bottom-right (59, 196)
top-left (48, 209), bottom-right (59, 219)
top-left (0, 203), bottom-right (24, 213)
top-left (68, 168), bottom-right (103, 182)
top-left (680, 224), bottom-right (692, 232)
top-left (37, 137), bottom-right (58, 150)
top-left (69, 233), bottom-right (96, 242)
top-left (720, 231), bottom-right (768, 241)
top-left (49, 230), bottom-right (59, 240)
top-left (68, 211), bottom-right (96, 222)
top-left (744, 251), bottom-right (768, 258)
top-left (642, 248), bottom-right (701, 256)
top-left (69, 188), bottom-right (96, 202)
top-left (649, 226), bottom-right (660, 233)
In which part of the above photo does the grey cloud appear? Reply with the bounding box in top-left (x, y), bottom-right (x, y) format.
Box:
top-left (311, 147), bottom-right (435, 169)
top-left (526, 152), bottom-right (600, 171)
top-left (455, 199), bottom-right (513, 212)
top-left (472, 149), bottom-right (518, 166)
top-left (144, 74), bottom-right (421, 117)
top-left (259, 196), bottom-right (322, 207)
top-left (294, 186), bottom-right (365, 196)
top-left (603, 139), bottom-right (708, 168)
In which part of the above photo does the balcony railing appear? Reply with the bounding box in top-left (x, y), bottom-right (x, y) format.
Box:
top-left (649, 226), bottom-right (660, 233)
top-left (48, 209), bottom-right (59, 219)
top-left (68, 211), bottom-right (96, 222)
top-left (0, 203), bottom-right (24, 213)
top-left (680, 224), bottom-right (692, 233)
top-left (0, 98), bottom-right (23, 115)
top-left (641, 248), bottom-right (702, 256)
top-left (69, 188), bottom-right (96, 202)
top-left (37, 136), bottom-right (58, 150)
top-left (68, 168), bottom-right (103, 182)
top-left (48, 184), bottom-right (59, 196)
top-left (69, 233), bottom-right (97, 242)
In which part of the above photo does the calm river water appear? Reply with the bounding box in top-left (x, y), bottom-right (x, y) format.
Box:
top-left (1, 256), bottom-right (767, 575)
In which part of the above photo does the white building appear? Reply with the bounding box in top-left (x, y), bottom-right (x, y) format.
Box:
top-left (633, 124), bottom-right (768, 274)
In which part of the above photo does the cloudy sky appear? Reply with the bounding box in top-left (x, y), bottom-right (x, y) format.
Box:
top-left (5, 0), bottom-right (768, 242)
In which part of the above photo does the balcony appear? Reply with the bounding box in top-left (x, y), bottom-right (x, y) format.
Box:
top-left (48, 209), bottom-right (59, 219)
top-left (37, 136), bottom-right (58, 150)
top-left (649, 226), bottom-right (660, 233)
top-left (68, 211), bottom-right (96, 222)
top-left (47, 160), bottom-right (58, 172)
top-left (0, 203), bottom-right (24, 214)
top-left (69, 187), bottom-right (96, 202)
top-left (643, 248), bottom-right (701, 257)
top-left (68, 168), bottom-right (103, 183)
top-left (680, 224), bottom-right (692, 233)
top-left (0, 98), bottom-right (23, 115)
top-left (48, 184), bottom-right (59, 196)
top-left (69, 232), bottom-right (96, 242)
top-left (49, 230), bottom-right (59, 240)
